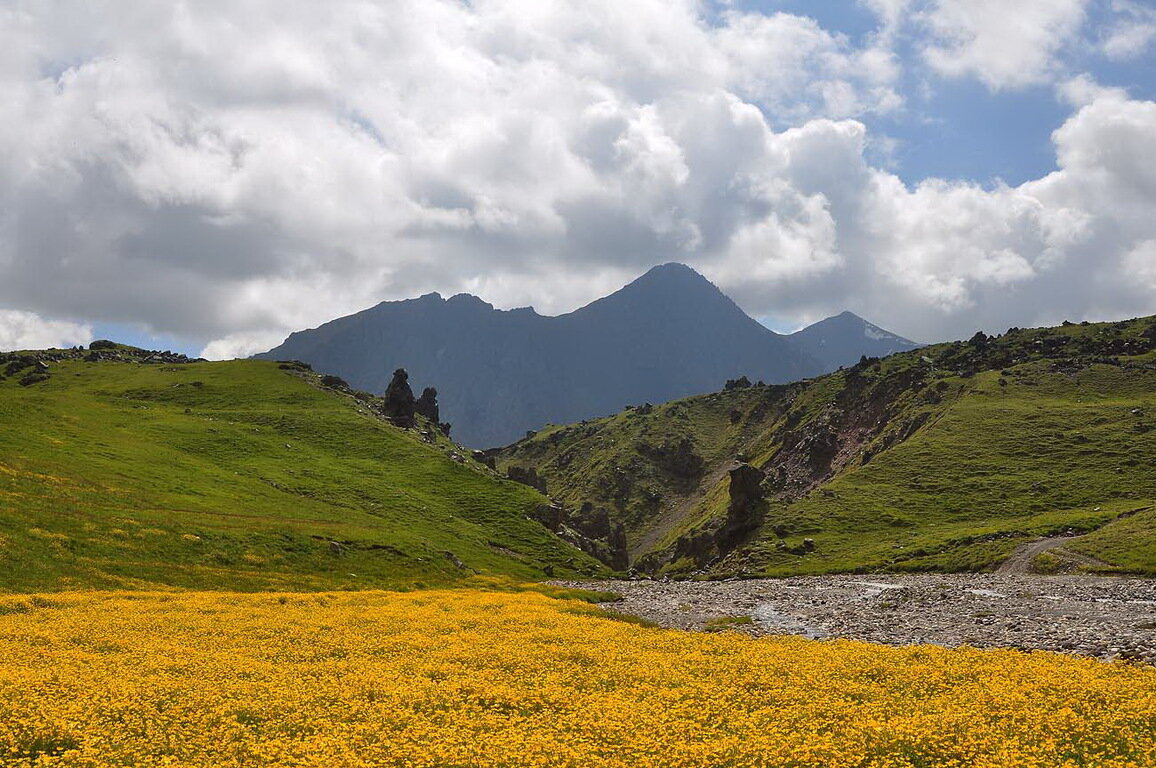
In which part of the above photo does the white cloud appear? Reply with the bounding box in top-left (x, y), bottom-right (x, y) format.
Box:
top-left (918, 0), bottom-right (1089, 90)
top-left (760, 88), bottom-right (1156, 338)
top-left (712, 11), bottom-right (903, 120)
top-left (0, 0), bottom-right (1153, 356)
top-left (1102, 0), bottom-right (1156, 60)
top-left (860, 0), bottom-right (914, 32)
top-left (200, 330), bottom-right (291, 361)
top-left (0, 310), bottom-right (92, 352)
top-left (0, 0), bottom-right (906, 342)
top-left (1123, 240), bottom-right (1156, 290)
top-left (1056, 74), bottom-right (1129, 108)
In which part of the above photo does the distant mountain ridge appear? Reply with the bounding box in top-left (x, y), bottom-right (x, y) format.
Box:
top-left (788, 310), bottom-right (920, 370)
top-left (258, 264), bottom-right (918, 446)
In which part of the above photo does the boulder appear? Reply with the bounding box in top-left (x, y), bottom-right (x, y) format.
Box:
top-left (320, 374), bottom-right (349, 390)
top-left (382, 368), bottom-right (416, 428)
top-left (415, 386), bottom-right (440, 424)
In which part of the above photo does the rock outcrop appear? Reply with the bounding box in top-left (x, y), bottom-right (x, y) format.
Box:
top-left (507, 465), bottom-right (547, 494)
top-left (382, 368), bottom-right (416, 428)
top-left (665, 463), bottom-right (767, 570)
top-left (415, 387), bottom-right (439, 423)
top-left (531, 501), bottom-right (629, 571)
top-left (717, 463), bottom-right (766, 552)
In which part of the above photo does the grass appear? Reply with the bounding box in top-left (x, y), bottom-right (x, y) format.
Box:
top-left (1030, 552), bottom-right (1063, 574)
top-left (501, 386), bottom-right (778, 537)
top-left (0, 355), bottom-right (606, 592)
top-left (703, 615), bottom-right (754, 632)
top-left (498, 315), bottom-right (1156, 577)
top-left (741, 365), bottom-right (1156, 576)
top-left (1067, 506), bottom-right (1156, 575)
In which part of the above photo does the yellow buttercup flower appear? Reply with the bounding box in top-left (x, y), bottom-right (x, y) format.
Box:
top-left (0, 589), bottom-right (1152, 767)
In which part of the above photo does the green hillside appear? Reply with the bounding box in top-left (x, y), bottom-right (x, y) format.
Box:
top-left (497, 316), bottom-right (1156, 577)
top-left (0, 348), bottom-right (607, 592)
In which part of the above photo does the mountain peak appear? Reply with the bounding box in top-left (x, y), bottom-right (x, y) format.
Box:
top-left (788, 311), bottom-right (920, 369)
top-left (631, 262), bottom-right (712, 288)
top-left (645, 261), bottom-right (701, 276)
top-left (611, 262), bottom-right (729, 304)
top-left (573, 261), bottom-right (749, 325)
top-left (446, 293), bottom-right (494, 310)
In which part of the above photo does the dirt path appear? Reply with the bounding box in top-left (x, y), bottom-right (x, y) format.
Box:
top-left (630, 463), bottom-right (732, 558)
top-left (554, 574), bottom-right (1156, 663)
top-left (995, 536), bottom-right (1080, 574)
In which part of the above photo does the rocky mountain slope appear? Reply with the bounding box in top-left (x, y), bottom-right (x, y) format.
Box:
top-left (0, 345), bottom-right (607, 592)
top-left (258, 264), bottom-right (916, 447)
top-left (496, 316), bottom-right (1156, 577)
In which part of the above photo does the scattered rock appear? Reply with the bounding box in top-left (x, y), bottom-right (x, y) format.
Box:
top-left (636, 436), bottom-right (704, 479)
top-left (531, 502), bottom-right (628, 571)
top-left (554, 574), bottom-right (1156, 664)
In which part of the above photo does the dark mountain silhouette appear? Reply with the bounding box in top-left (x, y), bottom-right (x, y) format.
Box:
top-left (257, 264), bottom-right (916, 447)
top-left (787, 310), bottom-right (921, 370)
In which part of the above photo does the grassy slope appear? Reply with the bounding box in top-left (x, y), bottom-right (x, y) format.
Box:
top-left (502, 386), bottom-right (779, 539)
top-left (741, 363), bottom-right (1156, 576)
top-left (1067, 506), bottom-right (1156, 575)
top-left (499, 317), bottom-right (1156, 576)
top-left (0, 356), bottom-right (605, 592)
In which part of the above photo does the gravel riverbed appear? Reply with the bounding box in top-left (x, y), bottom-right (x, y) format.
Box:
top-left (553, 574), bottom-right (1156, 663)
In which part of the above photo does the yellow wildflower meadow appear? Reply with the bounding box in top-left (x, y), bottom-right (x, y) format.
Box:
top-left (0, 589), bottom-right (1153, 767)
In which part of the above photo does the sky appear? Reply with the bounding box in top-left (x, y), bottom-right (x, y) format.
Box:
top-left (1, 0), bottom-right (1155, 357)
